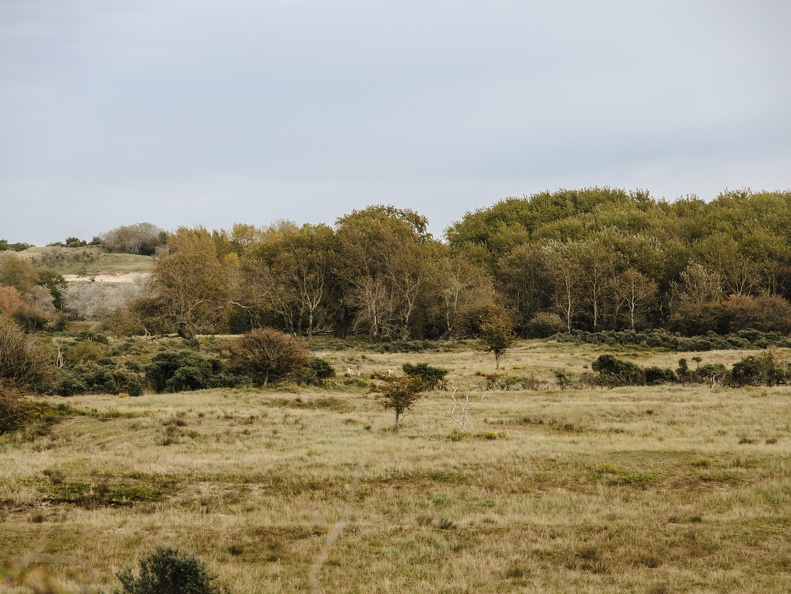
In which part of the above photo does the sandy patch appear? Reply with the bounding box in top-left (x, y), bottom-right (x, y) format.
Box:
top-left (63, 272), bottom-right (149, 284)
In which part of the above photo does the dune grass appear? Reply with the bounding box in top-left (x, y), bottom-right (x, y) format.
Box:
top-left (2, 343), bottom-right (791, 592)
top-left (20, 246), bottom-right (154, 276)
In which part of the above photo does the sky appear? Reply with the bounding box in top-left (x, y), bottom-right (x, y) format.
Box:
top-left (2, 0), bottom-right (790, 245)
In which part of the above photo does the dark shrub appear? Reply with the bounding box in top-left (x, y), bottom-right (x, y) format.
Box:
top-left (53, 373), bottom-right (88, 396)
top-left (117, 370), bottom-right (144, 396)
top-left (54, 363), bottom-right (145, 396)
top-left (309, 357), bottom-right (335, 379)
top-left (556, 329), bottom-right (791, 352)
top-left (643, 366), bottom-right (678, 385)
top-left (677, 358), bottom-right (689, 380)
top-left (730, 356), bottom-right (765, 386)
top-left (730, 351), bottom-right (787, 387)
top-left (692, 363), bottom-right (728, 385)
top-left (668, 301), bottom-right (727, 336)
top-left (12, 306), bottom-right (50, 332)
top-left (116, 545), bottom-right (228, 594)
top-left (402, 362), bottom-right (448, 390)
top-left (145, 351), bottom-right (226, 393)
top-left (591, 355), bottom-right (645, 386)
top-left (301, 357), bottom-right (335, 385)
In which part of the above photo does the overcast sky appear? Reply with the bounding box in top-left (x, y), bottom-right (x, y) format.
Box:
top-left (2, 0), bottom-right (790, 245)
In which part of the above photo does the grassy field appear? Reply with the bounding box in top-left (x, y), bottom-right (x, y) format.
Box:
top-left (2, 342), bottom-right (791, 593)
top-left (19, 246), bottom-right (154, 276)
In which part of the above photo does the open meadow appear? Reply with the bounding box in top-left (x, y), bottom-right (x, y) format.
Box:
top-left (2, 341), bottom-right (791, 593)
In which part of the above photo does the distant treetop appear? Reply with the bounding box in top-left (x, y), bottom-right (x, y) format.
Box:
top-left (99, 223), bottom-right (168, 255)
top-left (0, 240), bottom-right (32, 252)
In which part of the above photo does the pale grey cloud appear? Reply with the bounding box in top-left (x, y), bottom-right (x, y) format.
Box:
top-left (2, 0), bottom-right (790, 244)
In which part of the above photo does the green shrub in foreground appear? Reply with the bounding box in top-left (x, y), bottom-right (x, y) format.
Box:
top-left (116, 545), bottom-right (229, 594)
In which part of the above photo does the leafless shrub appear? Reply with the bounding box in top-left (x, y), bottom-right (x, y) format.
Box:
top-left (64, 281), bottom-right (146, 321)
top-left (0, 315), bottom-right (53, 391)
top-left (0, 385), bottom-right (40, 434)
top-left (447, 387), bottom-right (488, 431)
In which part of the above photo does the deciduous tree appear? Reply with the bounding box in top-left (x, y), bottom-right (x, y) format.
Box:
top-left (478, 313), bottom-right (515, 369)
top-left (148, 229), bottom-right (230, 334)
top-left (611, 268), bottom-right (657, 330)
top-left (100, 222), bottom-right (166, 255)
top-left (372, 375), bottom-right (425, 432)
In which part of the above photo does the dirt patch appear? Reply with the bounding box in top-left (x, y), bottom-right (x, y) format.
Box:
top-left (63, 272), bottom-right (149, 284)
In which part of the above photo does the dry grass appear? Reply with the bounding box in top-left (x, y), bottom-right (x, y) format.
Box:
top-left (2, 342), bottom-right (791, 592)
top-left (20, 246), bottom-right (154, 275)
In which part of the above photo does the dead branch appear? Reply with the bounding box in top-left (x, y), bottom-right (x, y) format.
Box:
top-left (447, 387), bottom-right (488, 431)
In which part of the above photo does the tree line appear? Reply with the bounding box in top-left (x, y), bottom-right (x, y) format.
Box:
top-left (4, 187), bottom-right (791, 340)
top-left (110, 205), bottom-right (497, 341)
top-left (447, 187), bottom-right (791, 337)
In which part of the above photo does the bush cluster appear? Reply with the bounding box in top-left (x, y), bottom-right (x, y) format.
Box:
top-left (145, 351), bottom-right (239, 393)
top-left (591, 355), bottom-right (647, 386)
top-left (675, 358), bottom-right (727, 384)
top-left (728, 351), bottom-right (787, 387)
top-left (302, 357), bottom-right (336, 385)
top-left (116, 545), bottom-right (228, 594)
top-left (525, 312), bottom-right (566, 338)
top-left (371, 339), bottom-right (448, 353)
top-left (555, 329), bottom-right (791, 351)
top-left (55, 361), bottom-right (144, 396)
top-left (47, 329), bottom-right (337, 396)
top-left (402, 362), bottom-right (448, 389)
top-left (591, 352), bottom-right (789, 388)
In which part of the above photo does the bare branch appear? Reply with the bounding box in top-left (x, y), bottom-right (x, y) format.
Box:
top-left (447, 387), bottom-right (488, 431)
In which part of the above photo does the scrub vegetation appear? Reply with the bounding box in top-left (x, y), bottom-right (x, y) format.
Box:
top-left (2, 340), bottom-right (791, 593)
top-left (4, 187), bottom-right (791, 591)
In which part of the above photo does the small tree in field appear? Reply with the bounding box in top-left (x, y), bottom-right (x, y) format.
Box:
top-left (231, 327), bottom-right (311, 386)
top-left (479, 318), bottom-right (515, 369)
top-left (372, 375), bottom-right (424, 432)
